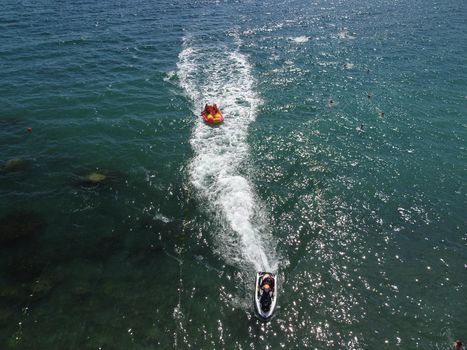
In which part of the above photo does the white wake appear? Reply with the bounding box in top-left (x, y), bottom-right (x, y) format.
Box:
top-left (177, 35), bottom-right (277, 273)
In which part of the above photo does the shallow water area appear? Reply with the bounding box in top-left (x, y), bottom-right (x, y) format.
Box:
top-left (1, 0), bottom-right (466, 348)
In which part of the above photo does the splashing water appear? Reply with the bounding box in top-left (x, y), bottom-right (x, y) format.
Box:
top-left (177, 35), bottom-right (277, 273)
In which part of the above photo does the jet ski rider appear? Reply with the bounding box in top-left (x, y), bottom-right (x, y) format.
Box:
top-left (261, 273), bottom-right (274, 289)
top-left (259, 273), bottom-right (274, 310)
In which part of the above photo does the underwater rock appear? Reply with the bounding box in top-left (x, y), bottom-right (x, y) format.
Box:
top-left (0, 159), bottom-right (28, 174)
top-left (75, 169), bottom-right (125, 188)
top-left (77, 172), bottom-right (107, 187)
top-left (86, 172), bottom-right (107, 183)
top-left (0, 211), bottom-right (45, 244)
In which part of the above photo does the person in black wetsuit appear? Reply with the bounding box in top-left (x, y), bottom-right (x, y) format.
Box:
top-left (259, 274), bottom-right (274, 311)
top-left (260, 284), bottom-right (272, 311)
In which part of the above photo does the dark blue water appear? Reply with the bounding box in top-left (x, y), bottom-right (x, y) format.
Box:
top-left (1, 0), bottom-right (466, 348)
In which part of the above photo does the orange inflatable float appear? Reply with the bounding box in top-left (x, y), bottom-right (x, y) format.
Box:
top-left (201, 104), bottom-right (224, 124)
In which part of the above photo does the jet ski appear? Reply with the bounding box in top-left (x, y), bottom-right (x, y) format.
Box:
top-left (254, 272), bottom-right (277, 321)
top-left (201, 104), bottom-right (224, 124)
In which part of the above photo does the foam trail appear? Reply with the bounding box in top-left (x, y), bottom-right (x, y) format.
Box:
top-left (177, 35), bottom-right (276, 272)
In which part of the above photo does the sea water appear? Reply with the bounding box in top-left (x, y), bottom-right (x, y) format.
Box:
top-left (0, 0), bottom-right (466, 348)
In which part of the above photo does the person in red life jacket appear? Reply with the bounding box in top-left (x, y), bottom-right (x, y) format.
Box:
top-left (213, 104), bottom-right (219, 115)
top-left (208, 104), bottom-right (215, 115)
top-left (203, 104), bottom-right (212, 115)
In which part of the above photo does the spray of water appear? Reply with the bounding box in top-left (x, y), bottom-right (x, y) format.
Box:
top-left (177, 35), bottom-right (277, 273)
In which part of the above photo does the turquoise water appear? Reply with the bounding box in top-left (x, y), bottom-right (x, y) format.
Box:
top-left (1, 0), bottom-right (466, 348)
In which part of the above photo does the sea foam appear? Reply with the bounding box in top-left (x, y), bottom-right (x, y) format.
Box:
top-left (177, 35), bottom-right (277, 273)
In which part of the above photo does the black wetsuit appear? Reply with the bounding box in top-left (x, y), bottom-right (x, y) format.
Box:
top-left (260, 285), bottom-right (273, 311)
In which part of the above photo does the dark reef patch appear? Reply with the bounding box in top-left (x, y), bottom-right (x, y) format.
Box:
top-left (0, 159), bottom-right (30, 174)
top-left (0, 211), bottom-right (46, 245)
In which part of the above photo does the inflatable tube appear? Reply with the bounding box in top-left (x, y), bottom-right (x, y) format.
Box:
top-left (201, 111), bottom-right (224, 124)
top-left (201, 105), bottom-right (224, 124)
